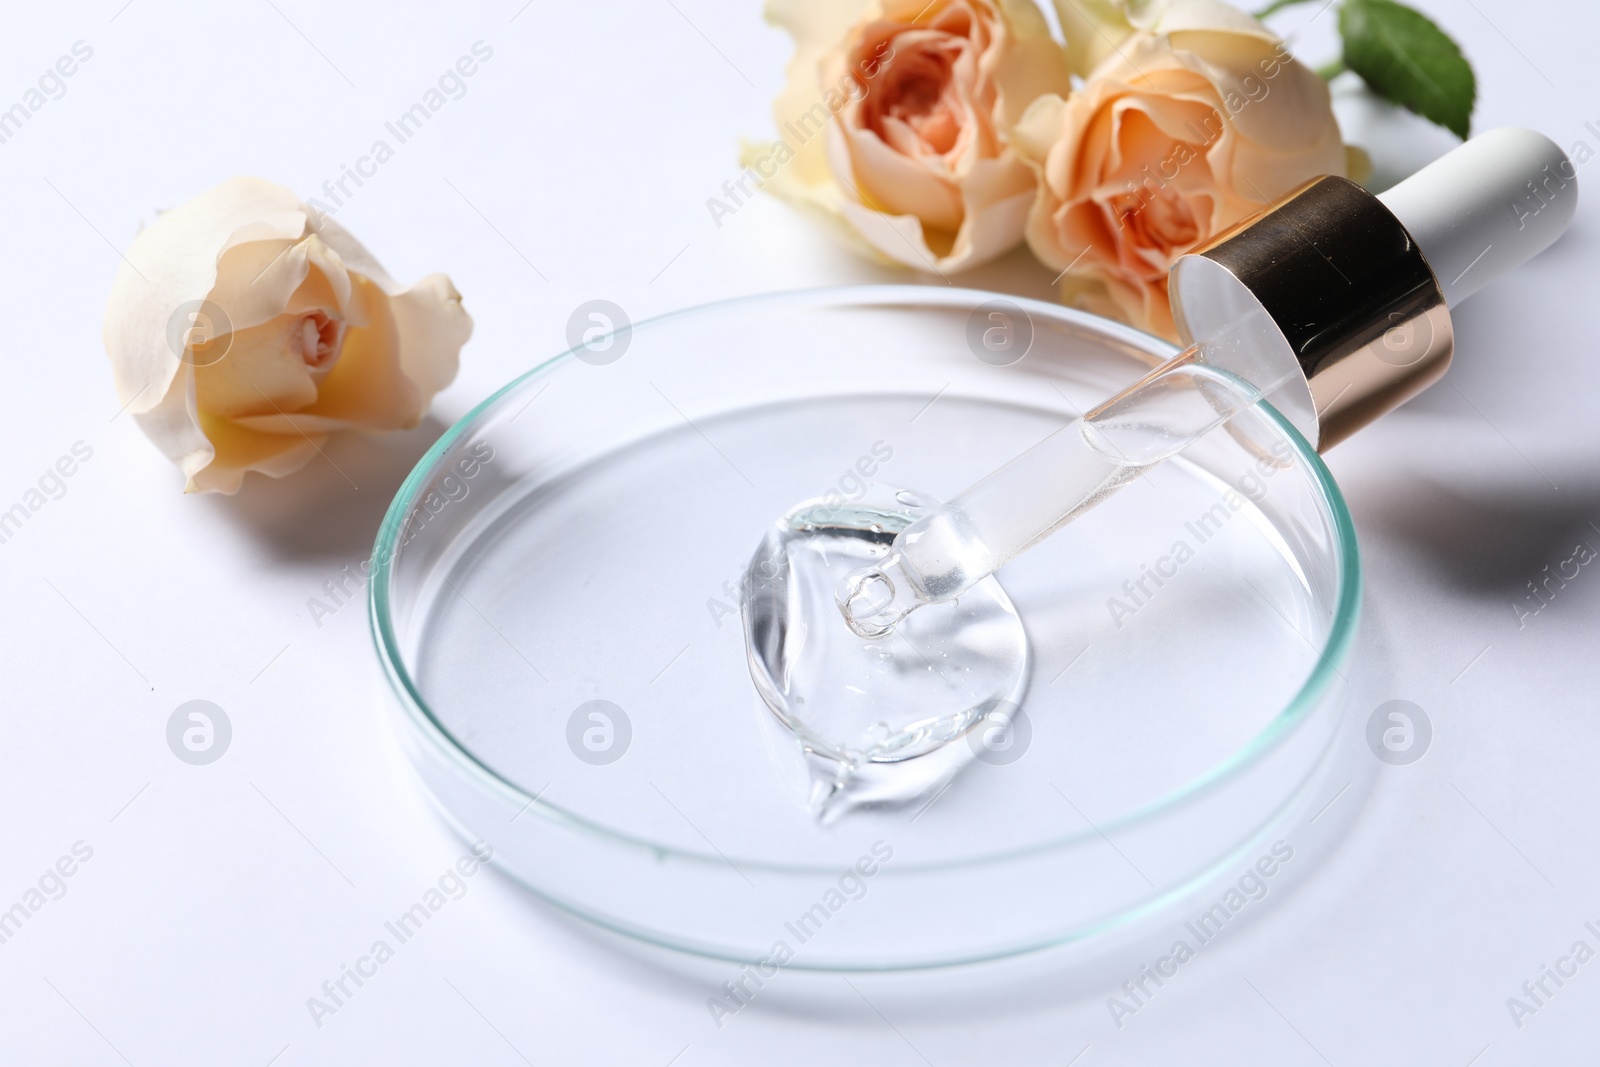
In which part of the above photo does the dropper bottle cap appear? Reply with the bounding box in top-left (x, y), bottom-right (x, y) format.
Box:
top-left (1168, 127), bottom-right (1578, 450)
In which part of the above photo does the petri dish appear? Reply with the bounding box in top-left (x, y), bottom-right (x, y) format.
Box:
top-left (369, 286), bottom-right (1361, 971)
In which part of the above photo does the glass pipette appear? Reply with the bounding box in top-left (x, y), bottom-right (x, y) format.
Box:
top-left (840, 127), bottom-right (1579, 638)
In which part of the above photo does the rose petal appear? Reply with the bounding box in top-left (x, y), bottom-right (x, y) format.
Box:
top-left (1053, 0), bottom-right (1132, 77)
top-left (131, 367), bottom-right (212, 481)
top-left (758, 0), bottom-right (874, 215)
top-left (104, 177), bottom-right (308, 418)
top-left (1011, 92), bottom-right (1067, 164)
top-left (282, 274), bottom-right (420, 430)
top-left (188, 411), bottom-right (324, 495)
top-left (839, 123), bottom-right (965, 228)
top-left (837, 125), bottom-right (1038, 271)
top-left (987, 0), bottom-right (1076, 127)
top-left (195, 314), bottom-right (321, 419)
top-left (1149, 0), bottom-right (1278, 40)
top-left (387, 273), bottom-right (472, 400)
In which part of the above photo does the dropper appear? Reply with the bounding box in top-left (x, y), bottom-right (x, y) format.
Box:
top-left (840, 128), bottom-right (1579, 638)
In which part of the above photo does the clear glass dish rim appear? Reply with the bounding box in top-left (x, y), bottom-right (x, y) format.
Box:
top-left (368, 284), bottom-right (1363, 874)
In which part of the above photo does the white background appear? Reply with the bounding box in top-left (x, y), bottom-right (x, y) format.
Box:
top-left (1, 0), bottom-right (1596, 1063)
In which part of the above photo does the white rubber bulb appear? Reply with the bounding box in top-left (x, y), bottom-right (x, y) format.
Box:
top-left (1377, 126), bottom-right (1578, 307)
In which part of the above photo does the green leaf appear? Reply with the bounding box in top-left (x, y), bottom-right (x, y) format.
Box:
top-left (1340, 0), bottom-right (1476, 139)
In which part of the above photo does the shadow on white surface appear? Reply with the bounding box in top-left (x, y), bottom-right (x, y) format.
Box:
top-left (202, 415), bottom-right (450, 562)
top-left (1361, 474), bottom-right (1600, 594)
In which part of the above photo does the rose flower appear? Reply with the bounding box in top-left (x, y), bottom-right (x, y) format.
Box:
top-left (1017, 0), bottom-right (1353, 338)
top-left (104, 177), bottom-right (472, 493)
top-left (757, 0), bottom-right (1071, 272)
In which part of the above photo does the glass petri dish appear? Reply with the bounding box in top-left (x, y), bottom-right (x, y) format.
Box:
top-left (370, 286), bottom-right (1361, 971)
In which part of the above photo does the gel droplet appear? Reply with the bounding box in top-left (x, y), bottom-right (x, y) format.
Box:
top-left (741, 486), bottom-right (1031, 821)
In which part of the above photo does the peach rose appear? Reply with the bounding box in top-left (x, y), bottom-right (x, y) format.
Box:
top-left (1017, 0), bottom-right (1351, 338)
top-left (104, 178), bottom-right (471, 493)
top-left (756, 0), bottom-right (1071, 272)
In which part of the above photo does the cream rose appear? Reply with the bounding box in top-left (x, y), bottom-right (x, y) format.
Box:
top-left (104, 177), bottom-right (472, 493)
top-left (1017, 0), bottom-right (1350, 338)
top-left (757, 0), bottom-right (1071, 273)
